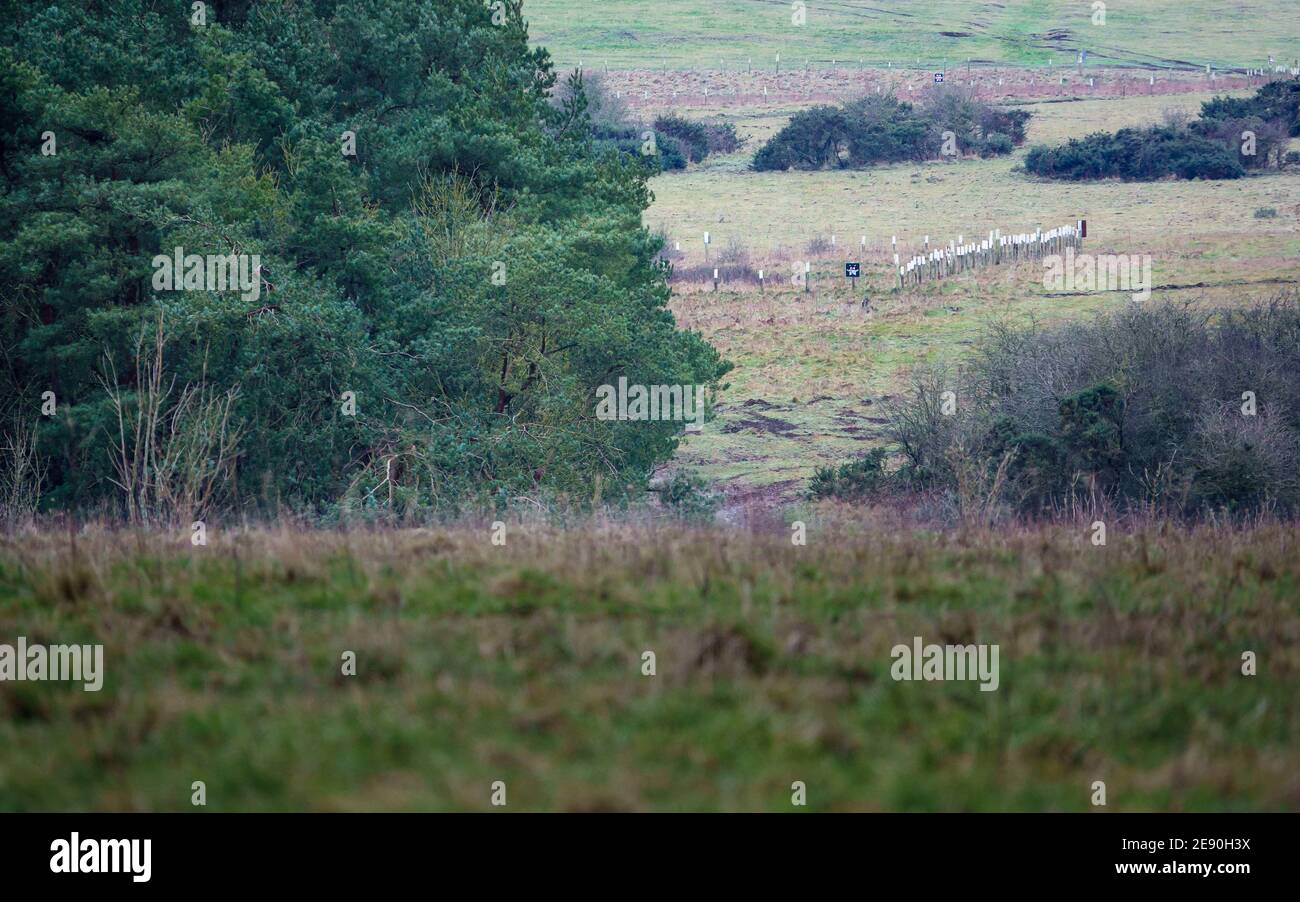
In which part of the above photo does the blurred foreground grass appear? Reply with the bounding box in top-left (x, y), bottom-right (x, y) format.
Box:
top-left (1, 518), bottom-right (1297, 811)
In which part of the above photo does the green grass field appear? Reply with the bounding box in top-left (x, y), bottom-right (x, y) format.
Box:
top-left (2, 522), bottom-right (1298, 811)
top-left (526, 0), bottom-right (1298, 71)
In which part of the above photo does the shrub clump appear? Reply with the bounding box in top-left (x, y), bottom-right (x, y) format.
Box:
top-left (1024, 126), bottom-right (1246, 180)
top-left (1025, 79), bottom-right (1299, 181)
top-left (809, 448), bottom-right (888, 501)
top-left (653, 114), bottom-right (743, 166)
top-left (752, 88), bottom-right (1030, 171)
top-left (653, 114), bottom-right (709, 162)
top-left (562, 74), bottom-right (690, 171)
top-left (1199, 78), bottom-right (1300, 137)
top-left (819, 296), bottom-right (1300, 518)
top-left (660, 470), bottom-right (720, 521)
top-left (703, 120), bottom-right (742, 155)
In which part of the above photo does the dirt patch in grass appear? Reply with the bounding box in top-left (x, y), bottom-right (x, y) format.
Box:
top-left (721, 413), bottom-right (798, 435)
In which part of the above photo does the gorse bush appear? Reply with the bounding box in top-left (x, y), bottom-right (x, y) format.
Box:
top-left (0, 0), bottom-right (730, 519)
top-left (1025, 79), bottom-right (1299, 181)
top-left (652, 114), bottom-right (743, 165)
top-left (653, 114), bottom-right (709, 163)
top-left (1199, 78), bottom-right (1300, 137)
top-left (826, 297), bottom-right (1300, 518)
top-left (589, 120), bottom-right (689, 171)
top-left (702, 120), bottom-right (742, 155)
top-left (555, 74), bottom-right (689, 171)
top-left (558, 84), bottom-right (741, 174)
top-left (659, 469), bottom-right (720, 521)
top-left (808, 448), bottom-right (888, 501)
top-left (1191, 115), bottom-right (1290, 169)
top-left (979, 133), bottom-right (1014, 157)
top-left (752, 87), bottom-right (1030, 171)
top-left (1024, 127), bottom-right (1246, 180)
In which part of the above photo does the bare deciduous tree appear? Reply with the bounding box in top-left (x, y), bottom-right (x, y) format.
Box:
top-left (0, 414), bottom-right (46, 526)
top-left (99, 313), bottom-right (243, 525)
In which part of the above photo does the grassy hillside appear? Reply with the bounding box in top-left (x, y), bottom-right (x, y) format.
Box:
top-left (526, 0), bottom-right (1299, 71)
top-left (2, 522), bottom-right (1297, 811)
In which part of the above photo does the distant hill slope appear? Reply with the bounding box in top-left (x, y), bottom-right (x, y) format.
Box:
top-left (525, 0), bottom-right (1298, 72)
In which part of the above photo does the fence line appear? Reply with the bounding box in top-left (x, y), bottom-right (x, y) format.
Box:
top-left (896, 222), bottom-right (1084, 290)
top-left (662, 223), bottom-right (1085, 293)
top-left (607, 69), bottom-right (1295, 110)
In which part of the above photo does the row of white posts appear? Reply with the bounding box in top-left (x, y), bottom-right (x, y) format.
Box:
top-left (896, 221), bottom-right (1084, 290)
top-left (589, 58), bottom-right (1300, 77)
top-left (612, 68), bottom-right (1283, 103)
